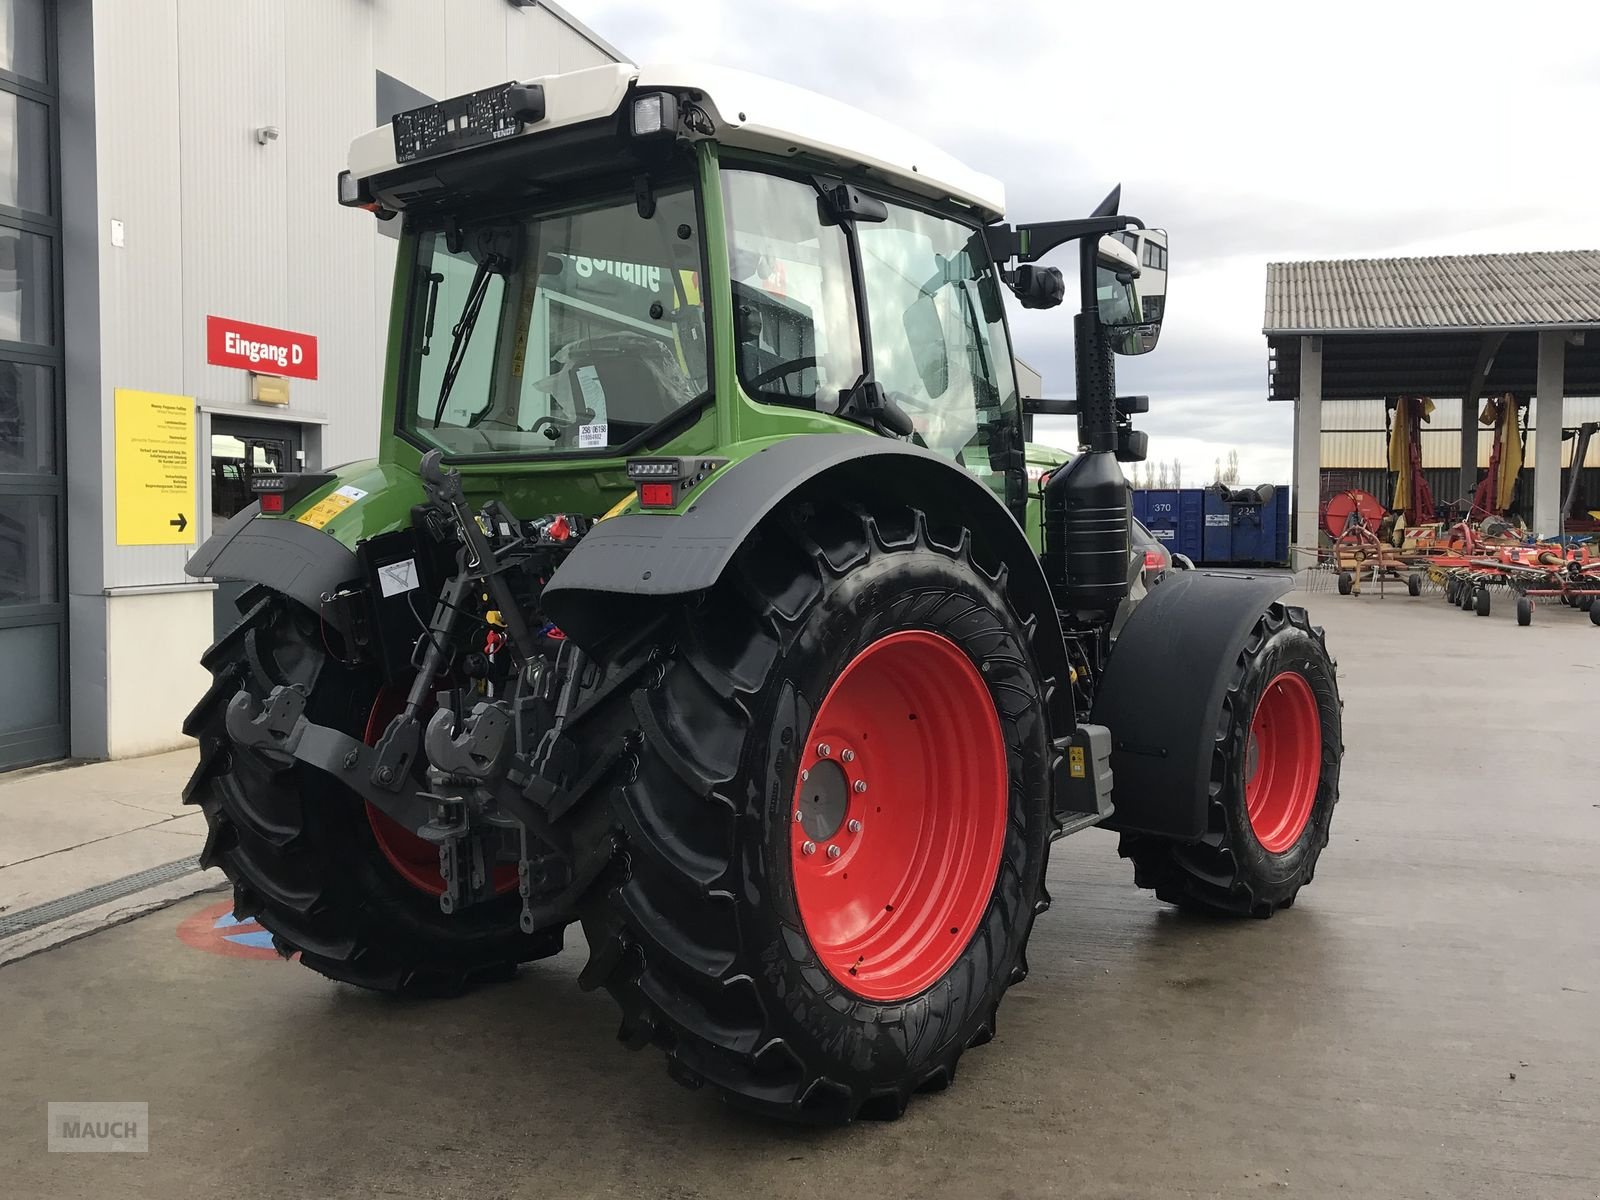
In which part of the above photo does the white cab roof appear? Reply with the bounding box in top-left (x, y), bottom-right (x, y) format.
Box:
top-left (347, 62), bottom-right (1005, 221)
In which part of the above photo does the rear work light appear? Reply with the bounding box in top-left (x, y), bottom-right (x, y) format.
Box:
top-left (627, 456), bottom-right (729, 510)
top-left (630, 91), bottom-right (678, 139)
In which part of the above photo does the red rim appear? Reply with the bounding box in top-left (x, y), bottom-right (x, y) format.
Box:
top-left (790, 630), bottom-right (1007, 1002)
top-left (362, 689), bottom-right (517, 898)
top-left (1244, 671), bottom-right (1321, 853)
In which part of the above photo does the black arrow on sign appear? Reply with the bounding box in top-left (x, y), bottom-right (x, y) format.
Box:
top-left (170, 513), bottom-right (189, 533)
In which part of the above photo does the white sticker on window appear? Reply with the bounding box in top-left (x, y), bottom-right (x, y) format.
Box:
top-left (574, 365), bottom-right (608, 425)
top-left (378, 558), bottom-right (419, 598)
top-left (578, 423), bottom-right (609, 449)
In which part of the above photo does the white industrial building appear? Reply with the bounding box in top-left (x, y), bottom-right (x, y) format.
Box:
top-left (2, 0), bottom-right (624, 770)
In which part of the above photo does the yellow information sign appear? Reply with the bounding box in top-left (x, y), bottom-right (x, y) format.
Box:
top-left (114, 388), bottom-right (196, 546)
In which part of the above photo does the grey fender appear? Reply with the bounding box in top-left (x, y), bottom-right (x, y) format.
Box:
top-left (543, 433), bottom-right (1074, 731)
top-left (185, 503), bottom-right (363, 630)
top-left (1092, 569), bottom-right (1293, 840)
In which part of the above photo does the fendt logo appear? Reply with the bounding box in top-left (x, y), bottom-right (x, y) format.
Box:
top-left (47, 1102), bottom-right (149, 1153)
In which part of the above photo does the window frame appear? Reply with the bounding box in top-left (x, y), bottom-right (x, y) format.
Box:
top-left (719, 159), bottom-right (1023, 435)
top-left (847, 184), bottom-right (1023, 462)
top-left (391, 173), bottom-right (715, 465)
top-left (719, 164), bottom-right (869, 415)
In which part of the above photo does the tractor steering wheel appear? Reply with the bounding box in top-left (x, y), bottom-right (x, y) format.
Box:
top-left (747, 356), bottom-right (818, 390)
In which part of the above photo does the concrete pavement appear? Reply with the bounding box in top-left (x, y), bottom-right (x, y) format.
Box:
top-left (3, 587), bottom-right (1598, 1198)
top-left (0, 748), bottom-right (224, 965)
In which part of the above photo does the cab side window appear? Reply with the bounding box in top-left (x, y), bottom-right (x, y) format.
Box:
top-left (855, 203), bottom-right (1018, 468)
top-left (721, 170), bottom-right (863, 412)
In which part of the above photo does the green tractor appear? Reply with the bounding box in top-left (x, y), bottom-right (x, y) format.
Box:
top-left (185, 63), bottom-right (1341, 1124)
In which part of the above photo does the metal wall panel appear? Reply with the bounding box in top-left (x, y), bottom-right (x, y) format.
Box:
top-left (372, 0), bottom-right (449, 104)
top-left (445, 0), bottom-right (510, 96)
top-left (508, 7), bottom-right (574, 78)
top-left (92, 0), bottom-right (186, 590)
top-left (285, 0), bottom-right (377, 470)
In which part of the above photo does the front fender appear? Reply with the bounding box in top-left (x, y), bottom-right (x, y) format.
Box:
top-left (1093, 570), bottom-right (1294, 839)
top-left (543, 433), bottom-right (1074, 733)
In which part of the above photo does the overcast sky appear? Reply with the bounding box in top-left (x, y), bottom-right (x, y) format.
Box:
top-left (581, 0), bottom-right (1600, 484)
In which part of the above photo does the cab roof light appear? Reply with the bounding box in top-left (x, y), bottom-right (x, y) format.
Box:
top-left (337, 169), bottom-right (367, 207)
top-left (630, 92), bottom-right (678, 140)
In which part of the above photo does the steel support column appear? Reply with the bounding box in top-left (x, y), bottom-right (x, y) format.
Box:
top-left (1293, 335), bottom-right (1323, 560)
top-left (1533, 331), bottom-right (1566, 536)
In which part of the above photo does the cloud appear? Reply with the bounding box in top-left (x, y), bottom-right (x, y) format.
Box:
top-left (576, 0), bottom-right (1600, 482)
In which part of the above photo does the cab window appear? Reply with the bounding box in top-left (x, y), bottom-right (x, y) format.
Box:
top-left (856, 203), bottom-right (1018, 468)
top-left (399, 183), bottom-right (709, 458)
top-left (720, 170), bottom-right (863, 412)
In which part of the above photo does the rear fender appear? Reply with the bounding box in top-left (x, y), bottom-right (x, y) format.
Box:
top-left (1092, 570), bottom-right (1293, 839)
top-left (542, 433), bottom-right (1074, 733)
top-left (186, 505), bottom-right (363, 630)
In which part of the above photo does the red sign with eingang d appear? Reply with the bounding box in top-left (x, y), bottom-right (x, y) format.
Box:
top-left (206, 315), bottom-right (318, 380)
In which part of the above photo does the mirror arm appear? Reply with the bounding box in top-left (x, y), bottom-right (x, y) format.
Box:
top-left (984, 213), bottom-right (1145, 266)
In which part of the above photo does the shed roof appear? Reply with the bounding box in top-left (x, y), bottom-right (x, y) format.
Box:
top-left (1263, 251), bottom-right (1600, 335)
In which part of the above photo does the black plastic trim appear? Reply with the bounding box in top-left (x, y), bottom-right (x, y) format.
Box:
top-left (186, 509), bottom-right (363, 631)
top-left (542, 433), bottom-right (1074, 732)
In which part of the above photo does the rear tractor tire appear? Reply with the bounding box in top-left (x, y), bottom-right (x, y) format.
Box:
top-left (1119, 604), bottom-right (1341, 918)
top-left (183, 591), bottom-right (565, 994)
top-left (576, 502), bottom-right (1055, 1123)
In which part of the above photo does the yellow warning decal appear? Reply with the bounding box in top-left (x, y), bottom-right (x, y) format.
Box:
top-left (296, 487), bottom-right (360, 530)
top-left (1068, 745), bottom-right (1086, 779)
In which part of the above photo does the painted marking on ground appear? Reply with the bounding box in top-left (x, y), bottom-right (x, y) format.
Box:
top-left (176, 899), bottom-right (290, 961)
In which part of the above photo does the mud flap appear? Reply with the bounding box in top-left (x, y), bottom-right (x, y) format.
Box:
top-left (186, 507), bottom-right (362, 631)
top-left (1092, 571), bottom-right (1292, 840)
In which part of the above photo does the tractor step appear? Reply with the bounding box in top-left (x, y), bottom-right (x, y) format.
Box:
top-left (1054, 810), bottom-right (1112, 840)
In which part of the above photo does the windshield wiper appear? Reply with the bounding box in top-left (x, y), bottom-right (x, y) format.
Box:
top-left (432, 256), bottom-right (501, 428)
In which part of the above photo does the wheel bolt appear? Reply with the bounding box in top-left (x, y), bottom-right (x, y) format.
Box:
top-left (801, 840), bottom-right (816, 856)
top-left (800, 768), bottom-right (809, 782)
top-left (848, 819), bottom-right (862, 834)
top-left (853, 780), bottom-right (867, 794)
top-left (841, 748), bottom-right (855, 763)
top-left (827, 845), bottom-right (841, 860)
top-left (817, 742), bottom-right (831, 757)
top-left (794, 810), bottom-right (803, 823)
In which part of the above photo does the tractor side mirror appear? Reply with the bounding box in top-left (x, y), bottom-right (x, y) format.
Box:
top-left (1097, 228), bottom-right (1167, 356)
top-left (902, 293), bottom-right (950, 399)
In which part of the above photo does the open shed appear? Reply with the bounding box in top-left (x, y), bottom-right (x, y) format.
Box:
top-left (1264, 250), bottom-right (1600, 556)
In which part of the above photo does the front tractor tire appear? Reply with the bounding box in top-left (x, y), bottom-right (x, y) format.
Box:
top-left (183, 591), bottom-right (564, 994)
top-left (577, 503), bottom-right (1055, 1124)
top-left (1119, 604), bottom-right (1341, 917)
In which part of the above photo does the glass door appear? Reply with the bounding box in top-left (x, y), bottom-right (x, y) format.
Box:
top-left (0, 0), bottom-right (63, 770)
top-left (207, 416), bottom-right (303, 640)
